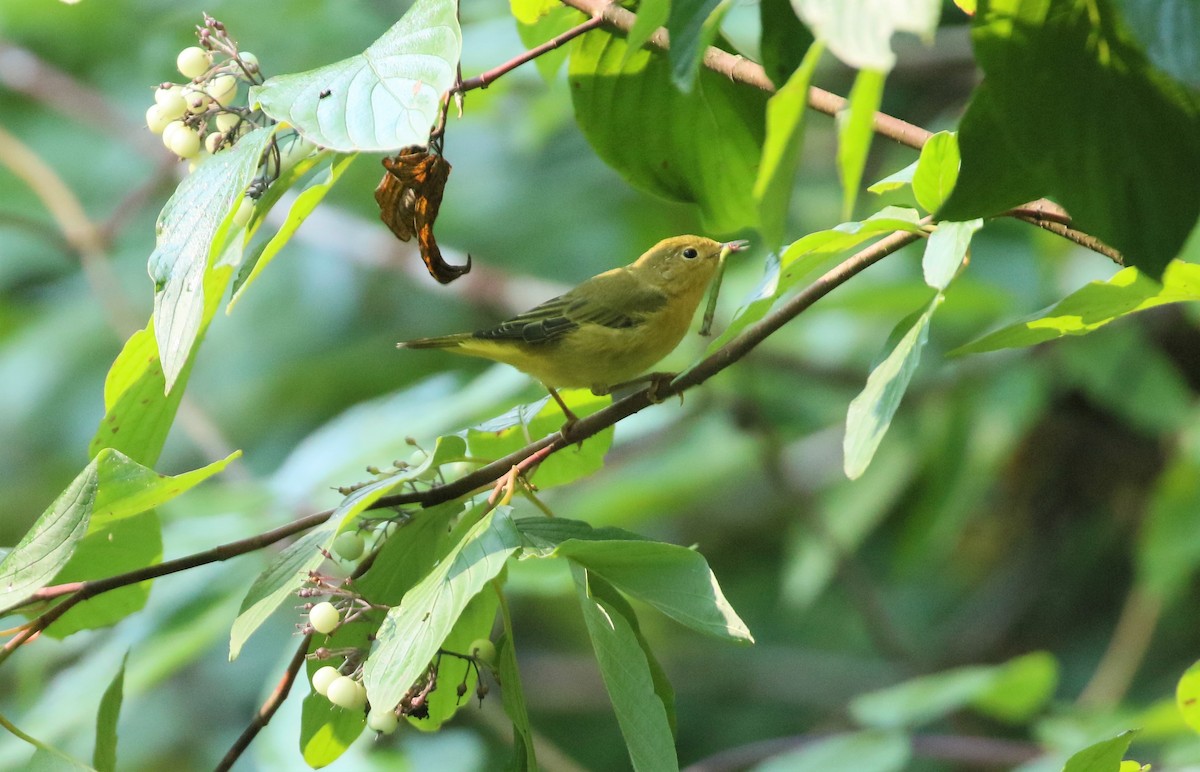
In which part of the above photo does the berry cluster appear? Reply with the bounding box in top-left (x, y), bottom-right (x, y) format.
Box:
top-left (145, 16), bottom-right (262, 166)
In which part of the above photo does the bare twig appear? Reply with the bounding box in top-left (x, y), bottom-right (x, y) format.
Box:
top-left (457, 16), bottom-right (603, 92)
top-left (1076, 584), bottom-right (1162, 707)
top-left (215, 634), bottom-right (313, 772)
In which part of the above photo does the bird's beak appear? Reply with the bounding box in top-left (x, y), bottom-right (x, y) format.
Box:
top-left (721, 240), bottom-right (751, 252)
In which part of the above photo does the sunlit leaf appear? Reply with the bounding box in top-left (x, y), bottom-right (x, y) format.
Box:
top-left (838, 68), bottom-right (886, 218)
top-left (1062, 731), bottom-right (1137, 772)
top-left (922, 218), bottom-right (982, 290)
top-left (951, 261), bottom-right (1200, 355)
top-left (790, 0), bottom-right (940, 70)
top-left (1177, 659), bottom-right (1200, 732)
top-left (868, 160), bottom-right (917, 195)
top-left (148, 126), bottom-right (276, 391)
top-left (912, 131), bottom-right (960, 213)
top-left (250, 0), bottom-right (461, 153)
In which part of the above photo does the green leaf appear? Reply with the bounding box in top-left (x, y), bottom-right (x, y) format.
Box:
top-left (754, 41), bottom-right (824, 249)
top-left (922, 218), bottom-right (982, 290)
top-left (572, 567), bottom-right (678, 772)
top-left (549, 531), bottom-right (753, 642)
top-left (466, 392), bottom-right (611, 489)
top-left (1062, 731), bottom-right (1137, 772)
top-left (912, 131), bottom-right (961, 213)
top-left (496, 587), bottom-right (537, 771)
top-left (228, 153), bottom-right (357, 310)
top-left (411, 590), bottom-right (499, 731)
top-left (790, 0), bottom-right (940, 70)
top-left (938, 0), bottom-right (1200, 279)
top-left (88, 323), bottom-right (186, 465)
top-left (837, 68), bottom-right (886, 218)
top-left (229, 461), bottom-right (430, 659)
top-left (569, 28), bottom-right (766, 233)
top-left (1177, 659), bottom-right (1200, 732)
top-left (850, 652), bottom-right (1057, 728)
top-left (92, 653), bottom-right (127, 772)
top-left (868, 160), bottom-right (917, 195)
top-left (759, 0), bottom-right (814, 88)
top-left (514, 3), bottom-right (582, 80)
top-left (250, 0), bottom-right (461, 152)
top-left (1113, 0), bottom-right (1200, 88)
top-left (149, 126), bottom-right (276, 391)
top-left (363, 508), bottom-right (521, 712)
top-left (751, 729), bottom-right (911, 772)
top-left (667, 0), bottom-right (726, 92)
top-left (355, 501), bottom-right (464, 606)
top-left (1138, 457), bottom-right (1200, 599)
top-left (844, 295), bottom-right (940, 479)
top-left (0, 462), bottom-right (96, 608)
top-left (951, 260), bottom-right (1200, 355)
top-left (514, 516), bottom-right (647, 553)
top-left (0, 450), bottom-right (238, 616)
top-left (626, 0), bottom-right (670, 64)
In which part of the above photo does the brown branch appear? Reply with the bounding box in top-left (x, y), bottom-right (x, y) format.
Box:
top-left (215, 634), bottom-right (312, 772)
top-left (457, 16), bottom-right (604, 92)
top-left (556, 0), bottom-right (1123, 265)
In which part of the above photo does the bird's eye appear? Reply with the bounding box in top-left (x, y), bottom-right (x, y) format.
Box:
top-left (682, 247), bottom-right (699, 259)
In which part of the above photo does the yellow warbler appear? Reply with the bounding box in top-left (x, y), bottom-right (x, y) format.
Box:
top-left (398, 235), bottom-right (749, 417)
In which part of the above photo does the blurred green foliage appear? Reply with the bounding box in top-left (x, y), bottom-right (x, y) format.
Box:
top-left (2, 0), bottom-right (1200, 770)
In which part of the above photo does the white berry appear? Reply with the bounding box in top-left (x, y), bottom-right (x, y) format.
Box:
top-left (311, 666), bottom-right (341, 696)
top-left (333, 532), bottom-right (365, 561)
top-left (153, 85), bottom-right (187, 120)
top-left (177, 46), bottom-right (211, 79)
top-left (326, 676), bottom-right (366, 710)
top-left (163, 122), bottom-right (200, 158)
top-left (204, 131), bottom-right (225, 155)
top-left (309, 601), bottom-right (340, 634)
top-left (208, 74), bottom-right (238, 106)
top-left (214, 112), bottom-right (241, 134)
top-left (238, 51), bottom-right (260, 74)
top-left (145, 105), bottom-right (171, 134)
top-left (366, 706), bottom-right (399, 734)
top-left (182, 86), bottom-right (210, 114)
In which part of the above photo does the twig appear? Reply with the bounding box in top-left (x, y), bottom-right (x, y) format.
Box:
top-left (555, 0), bottom-right (1123, 264)
top-left (457, 16), bottom-right (603, 92)
top-left (1076, 584), bottom-right (1162, 707)
top-left (215, 634), bottom-right (312, 772)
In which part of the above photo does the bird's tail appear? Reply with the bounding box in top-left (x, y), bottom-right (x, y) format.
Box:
top-left (397, 333), bottom-right (472, 350)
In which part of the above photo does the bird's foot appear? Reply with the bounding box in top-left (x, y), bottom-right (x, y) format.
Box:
top-left (643, 372), bottom-right (678, 404)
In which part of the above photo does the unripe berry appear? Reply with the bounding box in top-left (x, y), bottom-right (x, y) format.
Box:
top-left (182, 86), bottom-right (210, 114)
top-left (163, 122), bottom-right (201, 158)
top-left (204, 131), bottom-right (225, 155)
top-left (309, 601), bottom-right (340, 634)
top-left (177, 46), bottom-right (211, 79)
top-left (327, 676), bottom-right (366, 710)
top-left (468, 638), bottom-right (496, 666)
top-left (153, 85), bottom-right (188, 120)
top-left (366, 707), bottom-right (399, 734)
top-left (214, 112), bottom-right (241, 134)
top-left (239, 51), bottom-right (260, 74)
top-left (232, 197), bottom-right (255, 227)
top-left (311, 666), bottom-right (340, 696)
top-left (208, 74), bottom-right (238, 106)
top-left (333, 531), bottom-right (365, 561)
top-left (145, 105), bottom-right (171, 134)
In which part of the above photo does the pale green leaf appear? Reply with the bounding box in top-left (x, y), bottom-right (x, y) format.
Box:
top-left (912, 131), bottom-right (961, 213)
top-left (149, 126), bottom-right (276, 390)
top-left (951, 261), bottom-right (1200, 355)
top-left (625, 0), bottom-right (669, 62)
top-left (228, 153), bottom-right (357, 310)
top-left (251, 0), bottom-right (461, 152)
top-left (844, 295), bottom-right (939, 479)
top-left (922, 218), bottom-right (982, 290)
top-left (410, 590), bottom-right (499, 731)
top-left (868, 160), bottom-right (917, 195)
top-left (363, 509), bottom-right (521, 712)
top-left (1062, 731), bottom-right (1137, 772)
top-left (752, 729), bottom-right (910, 772)
top-left (754, 41), bottom-right (825, 249)
top-left (790, 0), bottom-right (940, 70)
top-left (573, 567), bottom-right (678, 772)
top-left (837, 68), bottom-right (886, 218)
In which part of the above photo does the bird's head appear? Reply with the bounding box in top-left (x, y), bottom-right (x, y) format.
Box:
top-left (633, 235), bottom-right (750, 296)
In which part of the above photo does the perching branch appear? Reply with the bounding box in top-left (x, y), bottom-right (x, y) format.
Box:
top-left (557, 0), bottom-right (1122, 265)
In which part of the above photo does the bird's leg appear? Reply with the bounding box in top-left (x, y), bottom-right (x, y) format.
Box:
top-left (593, 372), bottom-right (680, 405)
top-left (544, 385), bottom-right (579, 432)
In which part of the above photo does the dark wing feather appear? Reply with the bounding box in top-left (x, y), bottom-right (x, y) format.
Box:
top-left (472, 270), bottom-right (667, 345)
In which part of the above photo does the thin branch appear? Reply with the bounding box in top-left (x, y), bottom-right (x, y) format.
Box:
top-left (1076, 584), bottom-right (1162, 708)
top-left (457, 16), bottom-right (604, 92)
top-left (215, 634), bottom-right (313, 772)
top-left (556, 0), bottom-right (1123, 265)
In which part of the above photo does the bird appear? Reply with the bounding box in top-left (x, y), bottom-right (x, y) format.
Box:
top-left (398, 235), bottom-right (749, 422)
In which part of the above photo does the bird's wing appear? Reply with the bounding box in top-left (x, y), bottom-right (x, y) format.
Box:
top-left (473, 270), bottom-right (667, 345)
